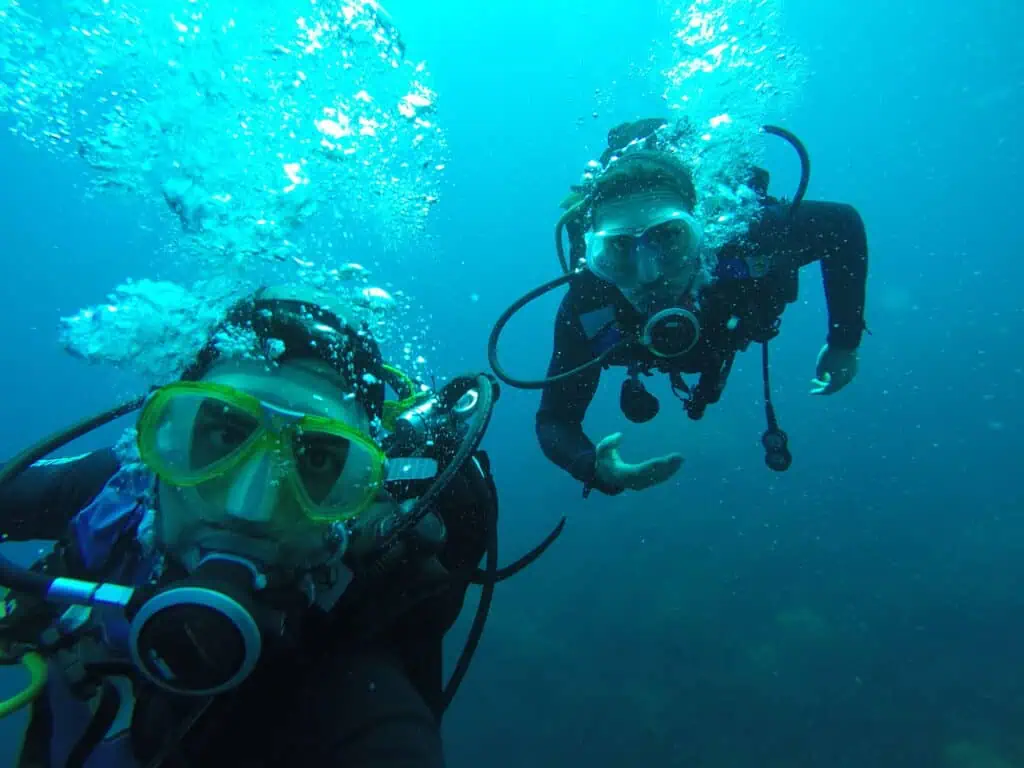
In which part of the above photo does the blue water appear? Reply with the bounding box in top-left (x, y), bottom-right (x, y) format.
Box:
top-left (2, 0), bottom-right (1023, 766)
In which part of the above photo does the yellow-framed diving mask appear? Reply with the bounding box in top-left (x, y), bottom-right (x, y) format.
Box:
top-left (137, 381), bottom-right (388, 524)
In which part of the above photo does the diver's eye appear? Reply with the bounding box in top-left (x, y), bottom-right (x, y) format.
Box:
top-left (604, 234), bottom-right (636, 257)
top-left (190, 401), bottom-right (260, 467)
top-left (299, 446), bottom-right (340, 475)
top-left (203, 424), bottom-right (250, 451)
top-left (295, 435), bottom-right (349, 479)
top-left (194, 415), bottom-right (253, 452)
top-left (648, 220), bottom-right (692, 251)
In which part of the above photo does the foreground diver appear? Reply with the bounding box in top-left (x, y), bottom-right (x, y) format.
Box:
top-left (489, 117), bottom-right (869, 496)
top-left (0, 285), bottom-right (560, 767)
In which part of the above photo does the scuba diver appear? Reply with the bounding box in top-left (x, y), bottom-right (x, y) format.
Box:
top-left (489, 117), bottom-right (869, 496)
top-left (0, 285), bottom-right (562, 767)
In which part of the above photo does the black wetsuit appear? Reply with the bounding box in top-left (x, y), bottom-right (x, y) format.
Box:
top-left (1, 447), bottom-right (495, 767)
top-left (537, 200), bottom-right (868, 495)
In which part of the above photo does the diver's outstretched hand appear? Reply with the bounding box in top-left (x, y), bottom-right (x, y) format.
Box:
top-left (594, 432), bottom-right (683, 492)
top-left (810, 344), bottom-right (859, 395)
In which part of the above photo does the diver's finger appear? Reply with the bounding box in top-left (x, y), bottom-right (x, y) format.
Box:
top-left (632, 453), bottom-right (684, 488)
top-left (595, 432), bottom-right (624, 458)
top-left (809, 378), bottom-right (831, 395)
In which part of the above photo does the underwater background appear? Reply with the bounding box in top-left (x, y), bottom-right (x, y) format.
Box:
top-left (1, 0), bottom-right (1022, 766)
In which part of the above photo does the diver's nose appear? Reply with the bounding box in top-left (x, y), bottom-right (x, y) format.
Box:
top-left (634, 242), bottom-right (663, 285)
top-left (224, 454), bottom-right (279, 523)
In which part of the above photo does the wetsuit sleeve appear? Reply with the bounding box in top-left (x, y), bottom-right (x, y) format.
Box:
top-left (759, 201), bottom-right (869, 350)
top-left (535, 294), bottom-right (621, 495)
top-left (0, 448), bottom-right (120, 541)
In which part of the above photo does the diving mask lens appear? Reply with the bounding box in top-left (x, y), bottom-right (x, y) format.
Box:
top-left (138, 383), bottom-right (265, 485)
top-left (587, 214), bottom-right (702, 293)
top-left (287, 418), bottom-right (385, 522)
top-left (138, 382), bottom-right (385, 522)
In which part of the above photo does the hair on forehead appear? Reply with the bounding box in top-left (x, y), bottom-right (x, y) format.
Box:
top-left (591, 151), bottom-right (697, 212)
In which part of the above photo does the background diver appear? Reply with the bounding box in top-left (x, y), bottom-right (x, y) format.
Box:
top-left (0, 285), bottom-right (560, 767)
top-left (489, 117), bottom-right (869, 496)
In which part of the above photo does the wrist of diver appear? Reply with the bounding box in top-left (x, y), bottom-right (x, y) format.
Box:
top-left (582, 452), bottom-right (626, 497)
top-left (826, 321), bottom-right (864, 350)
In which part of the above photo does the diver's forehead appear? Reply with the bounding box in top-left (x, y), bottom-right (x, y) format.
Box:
top-left (200, 359), bottom-right (365, 425)
top-left (592, 190), bottom-right (693, 234)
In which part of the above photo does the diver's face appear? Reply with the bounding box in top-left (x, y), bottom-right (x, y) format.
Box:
top-left (587, 191), bottom-right (703, 311)
top-left (155, 358), bottom-right (384, 570)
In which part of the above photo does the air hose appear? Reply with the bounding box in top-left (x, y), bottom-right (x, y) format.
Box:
top-left (0, 650), bottom-right (48, 718)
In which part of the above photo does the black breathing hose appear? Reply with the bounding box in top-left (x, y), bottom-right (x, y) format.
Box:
top-left (440, 482), bottom-right (497, 710)
top-left (761, 125), bottom-right (810, 218)
top-left (487, 273), bottom-right (620, 390)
